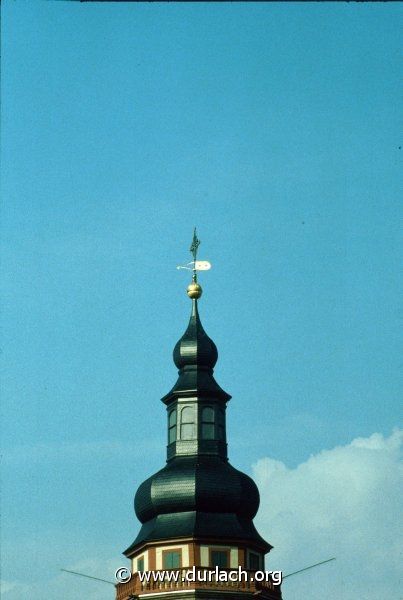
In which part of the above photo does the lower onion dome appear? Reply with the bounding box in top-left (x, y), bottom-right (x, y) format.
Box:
top-left (123, 455), bottom-right (270, 556)
top-left (124, 455), bottom-right (270, 556)
top-left (135, 455), bottom-right (260, 522)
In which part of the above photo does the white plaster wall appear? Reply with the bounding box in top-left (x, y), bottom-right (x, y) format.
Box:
top-left (200, 545), bottom-right (209, 567)
top-left (230, 548), bottom-right (238, 568)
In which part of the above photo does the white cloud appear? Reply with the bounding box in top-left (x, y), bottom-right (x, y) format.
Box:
top-left (2, 430), bottom-right (401, 599)
top-left (253, 429), bottom-right (403, 599)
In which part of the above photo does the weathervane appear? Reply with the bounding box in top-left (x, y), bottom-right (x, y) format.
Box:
top-left (189, 227), bottom-right (201, 282)
top-left (177, 228), bottom-right (211, 297)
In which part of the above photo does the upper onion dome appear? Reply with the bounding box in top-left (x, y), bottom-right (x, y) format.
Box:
top-left (173, 299), bottom-right (218, 370)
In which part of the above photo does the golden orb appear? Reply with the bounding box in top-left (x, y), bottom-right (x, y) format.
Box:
top-left (187, 282), bottom-right (202, 299)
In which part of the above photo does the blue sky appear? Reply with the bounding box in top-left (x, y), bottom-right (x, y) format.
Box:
top-left (1, 2), bottom-right (402, 599)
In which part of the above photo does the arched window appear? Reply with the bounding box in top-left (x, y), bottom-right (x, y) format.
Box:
top-left (180, 406), bottom-right (195, 440)
top-left (201, 407), bottom-right (215, 440)
top-left (168, 409), bottom-right (177, 444)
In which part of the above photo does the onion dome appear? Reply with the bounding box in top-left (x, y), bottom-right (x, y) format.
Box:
top-left (134, 456), bottom-right (260, 523)
top-left (161, 296), bottom-right (230, 405)
top-left (125, 455), bottom-right (271, 555)
top-left (173, 299), bottom-right (218, 370)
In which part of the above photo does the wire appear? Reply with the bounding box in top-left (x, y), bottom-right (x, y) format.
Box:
top-left (283, 557), bottom-right (336, 580)
top-left (60, 569), bottom-right (115, 585)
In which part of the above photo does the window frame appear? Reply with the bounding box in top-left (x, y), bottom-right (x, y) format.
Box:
top-left (162, 548), bottom-right (182, 569)
top-left (180, 406), bottom-right (195, 440)
top-left (136, 555), bottom-right (145, 572)
top-left (201, 406), bottom-right (216, 440)
top-left (248, 551), bottom-right (261, 571)
top-left (209, 548), bottom-right (230, 569)
top-left (218, 409), bottom-right (225, 441)
top-left (168, 408), bottom-right (177, 444)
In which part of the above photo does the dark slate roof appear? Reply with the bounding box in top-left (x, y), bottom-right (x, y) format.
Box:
top-left (161, 300), bottom-right (231, 404)
top-left (124, 455), bottom-right (271, 556)
top-left (124, 511), bottom-right (271, 556)
top-left (135, 456), bottom-right (260, 522)
top-left (173, 300), bottom-right (218, 369)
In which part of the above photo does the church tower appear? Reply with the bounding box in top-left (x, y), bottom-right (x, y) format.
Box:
top-left (116, 232), bottom-right (282, 600)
